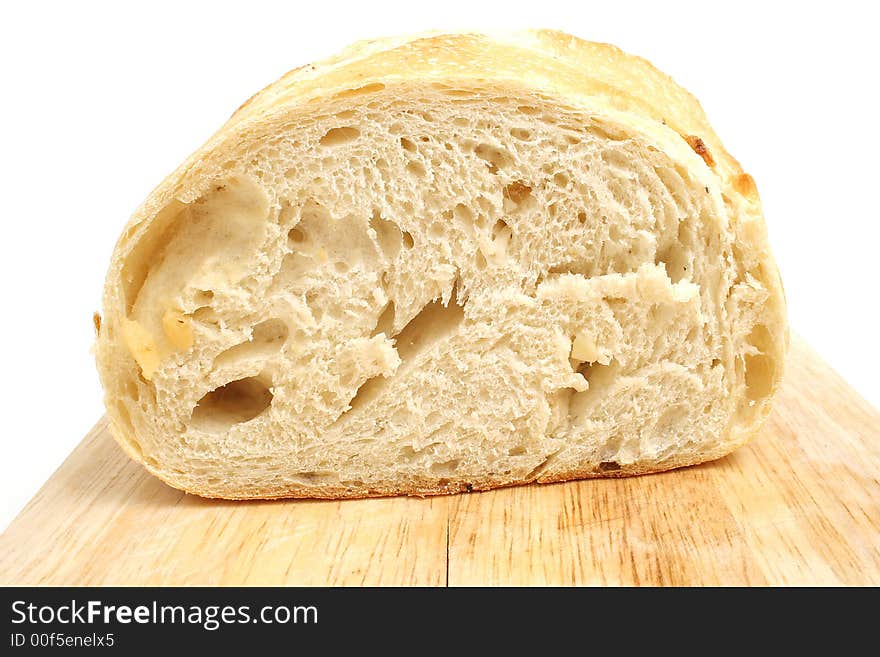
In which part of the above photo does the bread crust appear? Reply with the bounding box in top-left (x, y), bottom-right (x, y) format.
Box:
top-left (136, 441), bottom-right (747, 501)
top-left (96, 30), bottom-right (788, 500)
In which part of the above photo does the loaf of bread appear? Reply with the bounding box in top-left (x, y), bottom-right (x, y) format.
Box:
top-left (95, 30), bottom-right (787, 499)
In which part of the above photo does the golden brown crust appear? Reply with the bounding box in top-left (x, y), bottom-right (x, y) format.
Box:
top-left (685, 135), bottom-right (716, 168)
top-left (733, 172), bottom-right (759, 199)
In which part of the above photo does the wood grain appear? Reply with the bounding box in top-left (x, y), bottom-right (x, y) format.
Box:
top-left (2, 335), bottom-right (878, 585)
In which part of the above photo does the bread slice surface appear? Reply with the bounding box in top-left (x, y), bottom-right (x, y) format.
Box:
top-left (95, 30), bottom-right (788, 498)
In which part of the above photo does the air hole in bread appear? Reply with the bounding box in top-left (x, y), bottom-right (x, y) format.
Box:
top-left (654, 403), bottom-right (687, 436)
top-left (607, 179), bottom-right (630, 208)
top-left (121, 178), bottom-right (269, 319)
top-left (481, 220), bottom-right (512, 263)
top-left (470, 212), bottom-right (487, 232)
top-left (191, 376), bottom-right (273, 431)
top-left (553, 172), bottom-right (570, 187)
top-left (304, 291), bottom-right (325, 321)
top-left (214, 319), bottom-right (289, 370)
top-left (422, 410), bottom-right (442, 426)
top-left (510, 127), bottom-right (532, 141)
top-left (567, 360), bottom-right (619, 423)
top-left (277, 252), bottom-right (317, 283)
top-left (431, 459), bottom-right (460, 475)
top-left (503, 181), bottom-right (533, 209)
top-left (474, 249), bottom-right (488, 270)
top-left (452, 203), bottom-right (474, 225)
top-left (590, 122), bottom-right (627, 141)
top-left (433, 85), bottom-right (471, 97)
top-left (401, 231), bottom-right (415, 249)
top-left (508, 445), bottom-right (527, 456)
top-left (283, 201), bottom-right (338, 258)
top-left (372, 301), bottom-right (395, 337)
top-left (525, 451), bottom-right (559, 480)
top-left (491, 219), bottom-right (510, 240)
top-left (677, 216), bottom-right (695, 246)
top-left (339, 296), bottom-right (466, 419)
top-left (598, 460), bottom-right (621, 472)
top-left (474, 143), bottom-right (512, 173)
top-left (743, 324), bottom-right (775, 402)
top-left (193, 290), bottom-right (214, 306)
top-left (319, 389), bottom-right (336, 408)
top-left (747, 323), bottom-right (773, 354)
top-left (342, 373), bottom-right (386, 417)
top-left (655, 241), bottom-right (690, 283)
top-left (333, 82), bottom-right (385, 99)
top-left (120, 199), bottom-right (186, 313)
top-left (319, 126), bottom-right (360, 147)
top-left (288, 227), bottom-right (306, 244)
top-left (300, 199), bottom-right (331, 229)
top-left (191, 305), bottom-right (220, 328)
top-left (123, 379), bottom-right (140, 403)
top-left (290, 471), bottom-right (339, 485)
top-left (406, 160), bottom-right (426, 177)
top-left (400, 137), bottom-right (416, 152)
top-left (369, 209), bottom-right (404, 259)
top-left (576, 361), bottom-right (595, 381)
top-left (394, 296), bottom-right (465, 360)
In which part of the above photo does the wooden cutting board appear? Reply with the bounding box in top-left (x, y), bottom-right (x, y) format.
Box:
top-left (2, 335), bottom-right (878, 586)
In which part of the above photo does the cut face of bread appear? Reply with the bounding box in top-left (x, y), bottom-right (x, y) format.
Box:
top-left (95, 31), bottom-right (787, 498)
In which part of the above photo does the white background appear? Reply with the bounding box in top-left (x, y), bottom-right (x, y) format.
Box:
top-left (1, 0), bottom-right (877, 531)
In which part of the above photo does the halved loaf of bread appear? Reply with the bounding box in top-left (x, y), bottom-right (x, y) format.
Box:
top-left (95, 30), bottom-right (788, 499)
